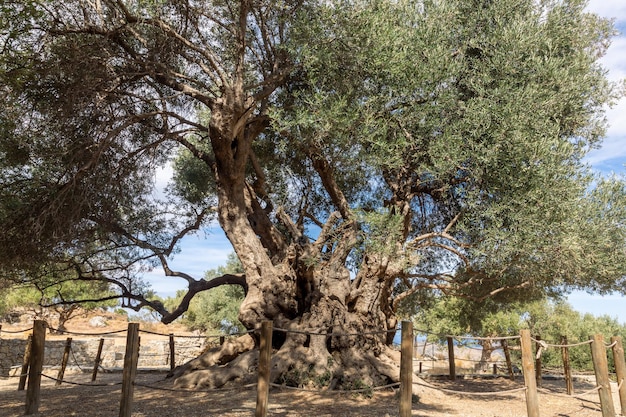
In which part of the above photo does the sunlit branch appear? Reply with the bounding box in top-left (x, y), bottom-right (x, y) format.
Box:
top-left (143, 17), bottom-right (230, 87)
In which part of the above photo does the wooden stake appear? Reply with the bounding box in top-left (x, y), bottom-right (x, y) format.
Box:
top-left (520, 329), bottom-right (540, 417)
top-left (56, 337), bottom-right (72, 386)
top-left (590, 334), bottom-right (615, 417)
top-left (25, 320), bottom-right (46, 415)
top-left (400, 321), bottom-right (414, 417)
top-left (611, 336), bottom-right (626, 416)
top-left (255, 321), bottom-right (272, 417)
top-left (119, 323), bottom-right (140, 417)
top-left (169, 334), bottom-right (175, 371)
top-left (534, 335), bottom-right (542, 388)
top-left (447, 336), bottom-right (456, 380)
top-left (501, 339), bottom-right (514, 380)
top-left (17, 335), bottom-right (32, 391)
top-left (561, 336), bottom-right (573, 395)
top-left (92, 338), bottom-right (105, 382)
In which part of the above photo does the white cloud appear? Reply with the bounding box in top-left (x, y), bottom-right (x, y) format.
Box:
top-left (586, 0), bottom-right (626, 21)
top-left (600, 36), bottom-right (626, 82)
top-left (166, 233), bottom-right (234, 278)
top-left (154, 163), bottom-right (173, 193)
top-left (581, 1), bottom-right (626, 172)
top-left (585, 137), bottom-right (626, 169)
top-left (605, 99), bottom-right (626, 138)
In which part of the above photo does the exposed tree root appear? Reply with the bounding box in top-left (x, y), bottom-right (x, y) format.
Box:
top-left (168, 330), bottom-right (411, 393)
top-left (169, 334), bottom-right (256, 388)
top-left (173, 350), bottom-right (259, 389)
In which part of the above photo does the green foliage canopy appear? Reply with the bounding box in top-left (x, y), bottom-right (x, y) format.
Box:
top-left (276, 0), bottom-right (626, 303)
top-left (0, 0), bottom-right (624, 324)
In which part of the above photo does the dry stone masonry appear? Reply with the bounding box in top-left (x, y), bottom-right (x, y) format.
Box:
top-left (0, 334), bottom-right (207, 377)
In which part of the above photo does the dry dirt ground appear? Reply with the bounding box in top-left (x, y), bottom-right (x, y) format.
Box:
top-left (1, 317), bottom-right (624, 416)
top-left (1, 371), bottom-right (623, 417)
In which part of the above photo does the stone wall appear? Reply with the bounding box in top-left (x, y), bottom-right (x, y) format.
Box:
top-left (0, 334), bottom-right (207, 377)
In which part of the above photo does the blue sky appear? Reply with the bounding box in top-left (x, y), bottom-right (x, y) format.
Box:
top-left (147, 1), bottom-right (626, 324)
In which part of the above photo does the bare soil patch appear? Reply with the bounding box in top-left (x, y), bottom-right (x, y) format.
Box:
top-left (1, 371), bottom-right (622, 417)
top-left (1, 317), bottom-right (622, 416)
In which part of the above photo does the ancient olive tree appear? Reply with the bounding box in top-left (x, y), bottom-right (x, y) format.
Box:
top-left (1, 0), bottom-right (625, 388)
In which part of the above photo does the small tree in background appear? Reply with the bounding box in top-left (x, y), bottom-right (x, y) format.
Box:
top-left (414, 296), bottom-right (626, 372)
top-left (3, 273), bottom-right (117, 333)
top-left (519, 300), bottom-right (626, 371)
top-left (165, 253), bottom-right (245, 334)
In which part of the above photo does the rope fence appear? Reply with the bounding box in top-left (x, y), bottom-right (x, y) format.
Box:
top-left (273, 327), bottom-right (396, 337)
top-left (40, 372), bottom-right (122, 387)
top-left (0, 326), bottom-right (34, 334)
top-left (46, 327), bottom-right (127, 336)
top-left (412, 378), bottom-right (528, 397)
top-left (6, 320), bottom-right (626, 417)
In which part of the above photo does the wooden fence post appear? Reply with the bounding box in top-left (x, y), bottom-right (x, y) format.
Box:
top-left (169, 333), bottom-right (176, 371)
top-left (92, 338), bottom-right (105, 382)
top-left (590, 334), bottom-right (615, 417)
top-left (56, 337), bottom-right (72, 386)
top-left (25, 320), bottom-right (46, 415)
top-left (534, 335), bottom-right (542, 388)
top-left (520, 329), bottom-right (540, 417)
top-left (256, 321), bottom-right (273, 417)
top-left (18, 335), bottom-right (32, 391)
top-left (611, 336), bottom-right (626, 416)
top-left (119, 323), bottom-right (140, 417)
top-left (447, 336), bottom-right (456, 380)
top-left (400, 321), bottom-right (414, 417)
top-left (501, 339), bottom-right (514, 380)
top-left (561, 336), bottom-right (573, 395)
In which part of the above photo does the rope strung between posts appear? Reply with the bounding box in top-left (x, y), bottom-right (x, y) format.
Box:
top-left (0, 327), bottom-right (34, 334)
top-left (530, 337), bottom-right (593, 349)
top-left (69, 345), bottom-right (89, 372)
top-left (269, 381), bottom-right (400, 393)
top-left (535, 340), bottom-right (548, 359)
top-left (272, 327), bottom-right (396, 337)
top-left (138, 328), bottom-right (255, 338)
top-left (27, 325), bottom-right (254, 339)
top-left (165, 333), bottom-right (210, 339)
top-left (46, 327), bottom-right (127, 336)
top-left (537, 385), bottom-right (601, 399)
top-left (604, 341), bottom-right (617, 349)
top-left (6, 372), bottom-right (29, 378)
top-left (412, 379), bottom-right (527, 396)
top-left (445, 358), bottom-right (509, 364)
top-left (449, 334), bottom-right (522, 342)
top-left (412, 327), bottom-right (522, 342)
top-left (40, 373), bottom-right (122, 387)
top-left (530, 336), bottom-right (594, 359)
